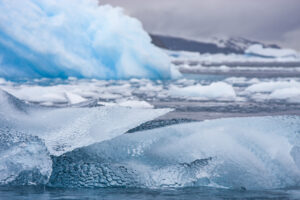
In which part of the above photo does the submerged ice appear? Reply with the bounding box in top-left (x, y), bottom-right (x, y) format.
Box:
top-left (0, 0), bottom-right (174, 80)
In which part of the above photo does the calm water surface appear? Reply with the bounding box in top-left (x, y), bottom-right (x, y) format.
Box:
top-left (1, 186), bottom-right (300, 200)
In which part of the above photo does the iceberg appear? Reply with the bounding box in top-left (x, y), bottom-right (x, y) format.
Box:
top-left (0, 89), bottom-right (170, 185)
top-left (0, 0), bottom-right (175, 80)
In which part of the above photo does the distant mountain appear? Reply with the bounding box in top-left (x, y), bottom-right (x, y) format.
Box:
top-left (150, 34), bottom-right (281, 55)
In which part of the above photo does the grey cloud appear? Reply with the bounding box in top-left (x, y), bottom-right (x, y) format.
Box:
top-left (100, 0), bottom-right (300, 50)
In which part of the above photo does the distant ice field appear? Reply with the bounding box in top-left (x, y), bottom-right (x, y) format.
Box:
top-left (1, 71), bottom-right (300, 122)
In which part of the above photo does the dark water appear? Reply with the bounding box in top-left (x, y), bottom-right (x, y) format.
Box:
top-left (1, 186), bottom-right (300, 200)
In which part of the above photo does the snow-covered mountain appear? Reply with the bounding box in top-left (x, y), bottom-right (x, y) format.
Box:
top-left (150, 34), bottom-right (281, 55)
top-left (213, 37), bottom-right (281, 53)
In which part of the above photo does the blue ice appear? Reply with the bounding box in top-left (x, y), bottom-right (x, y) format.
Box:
top-left (0, 0), bottom-right (175, 80)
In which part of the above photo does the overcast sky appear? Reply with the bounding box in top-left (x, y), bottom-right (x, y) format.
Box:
top-left (100, 0), bottom-right (300, 50)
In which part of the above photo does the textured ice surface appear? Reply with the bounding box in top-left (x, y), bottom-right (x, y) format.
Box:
top-left (0, 0), bottom-right (175, 80)
top-left (48, 116), bottom-right (300, 189)
top-left (0, 89), bottom-right (171, 156)
top-left (0, 128), bottom-right (52, 186)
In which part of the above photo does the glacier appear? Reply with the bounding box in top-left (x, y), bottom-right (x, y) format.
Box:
top-left (0, 0), bottom-right (175, 80)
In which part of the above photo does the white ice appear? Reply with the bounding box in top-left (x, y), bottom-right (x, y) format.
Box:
top-left (245, 80), bottom-right (300, 102)
top-left (169, 82), bottom-right (236, 100)
top-left (246, 44), bottom-right (299, 58)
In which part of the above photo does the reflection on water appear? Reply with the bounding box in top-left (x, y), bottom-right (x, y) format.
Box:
top-left (0, 186), bottom-right (299, 200)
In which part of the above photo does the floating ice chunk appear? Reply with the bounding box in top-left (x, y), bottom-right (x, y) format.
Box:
top-left (219, 65), bottom-right (230, 72)
top-left (2, 85), bottom-right (68, 104)
top-left (234, 80), bottom-right (300, 102)
top-left (117, 100), bottom-right (154, 109)
top-left (269, 88), bottom-right (300, 103)
top-left (225, 77), bottom-right (260, 85)
top-left (246, 81), bottom-right (300, 93)
top-left (0, 89), bottom-right (171, 156)
top-left (1, 84), bottom-right (97, 105)
top-left (245, 81), bottom-right (300, 102)
top-left (0, 89), bottom-right (32, 117)
top-left (169, 82), bottom-right (236, 100)
top-left (245, 44), bottom-right (299, 58)
top-left (0, 0), bottom-right (175, 80)
top-left (65, 92), bottom-right (87, 105)
top-left (49, 116), bottom-right (300, 189)
top-left (39, 107), bottom-right (170, 156)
